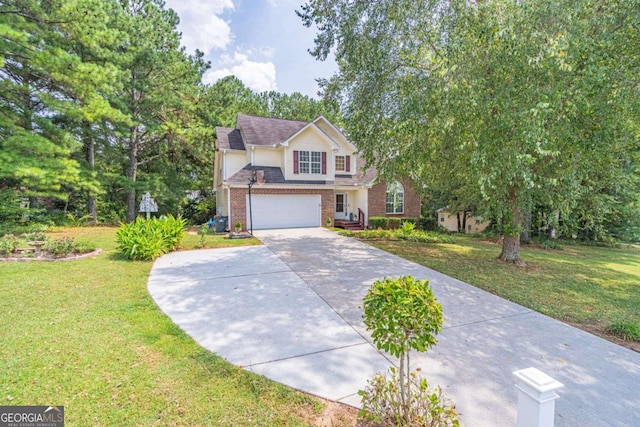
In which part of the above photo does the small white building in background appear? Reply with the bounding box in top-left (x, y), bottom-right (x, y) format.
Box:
top-left (437, 208), bottom-right (491, 234)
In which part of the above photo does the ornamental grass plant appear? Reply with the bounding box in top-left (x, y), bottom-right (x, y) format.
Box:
top-left (116, 214), bottom-right (187, 261)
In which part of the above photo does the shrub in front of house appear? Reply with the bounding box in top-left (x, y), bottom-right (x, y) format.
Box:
top-left (338, 229), bottom-right (393, 239)
top-left (369, 217), bottom-right (388, 229)
top-left (116, 214), bottom-right (187, 261)
top-left (387, 217), bottom-right (403, 229)
top-left (369, 217), bottom-right (419, 230)
top-left (339, 223), bottom-right (454, 244)
top-left (399, 230), bottom-right (454, 244)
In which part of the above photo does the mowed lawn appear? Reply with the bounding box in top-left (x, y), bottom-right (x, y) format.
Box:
top-left (0, 227), bottom-right (325, 426)
top-left (368, 236), bottom-right (640, 348)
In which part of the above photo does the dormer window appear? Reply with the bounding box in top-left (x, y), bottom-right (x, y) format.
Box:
top-left (335, 155), bottom-right (351, 173)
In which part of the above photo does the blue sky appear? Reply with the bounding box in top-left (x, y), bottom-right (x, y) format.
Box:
top-left (163, 0), bottom-right (337, 97)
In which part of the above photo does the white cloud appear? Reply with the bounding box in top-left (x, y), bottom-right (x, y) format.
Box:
top-left (266, 0), bottom-right (297, 7)
top-left (165, 0), bottom-right (235, 53)
top-left (204, 51), bottom-right (277, 92)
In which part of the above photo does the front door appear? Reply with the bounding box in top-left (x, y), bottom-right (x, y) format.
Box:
top-left (335, 193), bottom-right (348, 220)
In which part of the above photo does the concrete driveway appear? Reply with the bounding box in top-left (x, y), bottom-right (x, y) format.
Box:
top-left (148, 227), bottom-right (640, 427)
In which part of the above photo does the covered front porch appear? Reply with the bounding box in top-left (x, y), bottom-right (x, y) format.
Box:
top-left (332, 189), bottom-right (367, 230)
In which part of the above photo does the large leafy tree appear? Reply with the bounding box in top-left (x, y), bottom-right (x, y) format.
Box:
top-left (300, 0), bottom-right (639, 264)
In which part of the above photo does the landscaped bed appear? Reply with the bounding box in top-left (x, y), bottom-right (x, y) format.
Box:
top-left (0, 231), bottom-right (98, 260)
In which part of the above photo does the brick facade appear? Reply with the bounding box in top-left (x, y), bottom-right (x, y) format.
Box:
top-left (367, 178), bottom-right (421, 220)
top-left (229, 187), bottom-right (334, 231)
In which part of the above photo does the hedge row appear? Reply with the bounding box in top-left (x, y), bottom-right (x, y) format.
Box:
top-left (368, 217), bottom-right (418, 230)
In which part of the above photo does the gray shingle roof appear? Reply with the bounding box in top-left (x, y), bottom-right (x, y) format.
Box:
top-left (334, 155), bottom-right (377, 186)
top-left (237, 114), bottom-right (308, 147)
top-left (226, 164), bottom-right (335, 185)
top-left (226, 165), bottom-right (284, 184)
top-left (216, 127), bottom-right (245, 150)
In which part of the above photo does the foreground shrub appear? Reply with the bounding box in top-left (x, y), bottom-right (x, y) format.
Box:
top-left (360, 276), bottom-right (457, 426)
top-left (358, 368), bottom-right (459, 427)
top-left (116, 215), bottom-right (187, 261)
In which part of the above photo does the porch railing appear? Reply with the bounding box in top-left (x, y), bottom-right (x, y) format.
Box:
top-left (358, 208), bottom-right (365, 229)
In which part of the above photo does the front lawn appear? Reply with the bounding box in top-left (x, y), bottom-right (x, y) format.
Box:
top-left (367, 236), bottom-right (640, 351)
top-left (0, 227), bottom-right (328, 426)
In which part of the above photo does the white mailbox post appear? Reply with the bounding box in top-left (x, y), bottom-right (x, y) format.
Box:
top-left (513, 367), bottom-right (564, 427)
top-left (139, 192), bottom-right (158, 219)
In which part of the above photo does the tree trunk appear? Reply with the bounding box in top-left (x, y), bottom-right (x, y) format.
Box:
top-left (499, 187), bottom-right (525, 266)
top-left (399, 350), bottom-right (407, 419)
top-left (462, 210), bottom-right (469, 233)
top-left (500, 233), bottom-right (522, 262)
top-left (126, 126), bottom-right (138, 222)
top-left (83, 124), bottom-right (97, 225)
top-left (520, 208), bottom-right (531, 243)
top-left (456, 212), bottom-right (461, 232)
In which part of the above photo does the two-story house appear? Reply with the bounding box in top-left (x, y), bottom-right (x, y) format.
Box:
top-left (214, 114), bottom-right (420, 231)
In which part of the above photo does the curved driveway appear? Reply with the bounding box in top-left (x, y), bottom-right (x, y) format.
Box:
top-left (148, 227), bottom-right (640, 427)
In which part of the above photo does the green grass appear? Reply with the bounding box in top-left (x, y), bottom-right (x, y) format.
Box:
top-left (367, 236), bottom-right (640, 341)
top-left (0, 227), bottom-right (321, 426)
top-left (607, 320), bottom-right (640, 341)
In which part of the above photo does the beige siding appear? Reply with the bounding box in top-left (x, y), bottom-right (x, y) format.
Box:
top-left (438, 210), bottom-right (490, 234)
top-left (285, 127), bottom-right (334, 181)
top-left (467, 218), bottom-right (491, 234)
top-left (224, 152), bottom-right (248, 180)
top-left (253, 147), bottom-right (282, 167)
top-left (349, 189), bottom-right (368, 217)
top-left (216, 187), bottom-right (229, 216)
top-left (314, 119), bottom-right (349, 147)
top-left (438, 211), bottom-right (459, 232)
top-left (333, 149), bottom-right (355, 175)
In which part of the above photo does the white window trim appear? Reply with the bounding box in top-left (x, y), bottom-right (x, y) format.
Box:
top-left (298, 150), bottom-right (323, 175)
top-left (385, 180), bottom-right (405, 214)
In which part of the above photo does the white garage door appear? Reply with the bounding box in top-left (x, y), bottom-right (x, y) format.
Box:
top-left (247, 194), bottom-right (321, 230)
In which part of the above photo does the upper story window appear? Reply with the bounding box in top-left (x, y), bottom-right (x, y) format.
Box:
top-left (294, 150), bottom-right (326, 175)
top-left (386, 180), bottom-right (404, 214)
top-left (335, 155), bottom-right (351, 173)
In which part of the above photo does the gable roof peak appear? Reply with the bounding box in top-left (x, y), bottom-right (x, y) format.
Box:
top-left (236, 114), bottom-right (308, 147)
